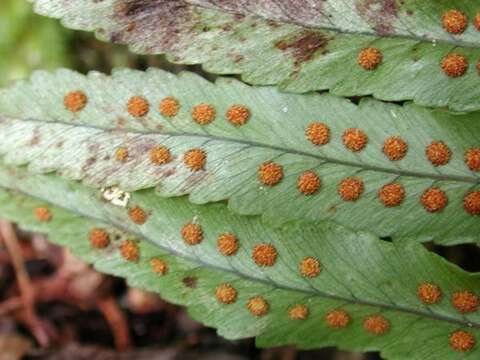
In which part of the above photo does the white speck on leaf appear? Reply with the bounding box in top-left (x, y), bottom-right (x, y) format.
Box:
top-left (102, 187), bottom-right (131, 207)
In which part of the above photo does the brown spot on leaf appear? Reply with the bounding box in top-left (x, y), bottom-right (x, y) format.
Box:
top-left (28, 126), bottom-right (42, 146)
top-left (275, 31), bottom-right (329, 67)
top-left (116, 0), bottom-right (165, 17)
top-left (234, 54), bottom-right (244, 63)
top-left (198, 1), bottom-right (323, 24)
top-left (126, 22), bottom-right (136, 32)
top-left (116, 117), bottom-right (127, 128)
top-left (84, 157), bottom-right (97, 169)
top-left (182, 276), bottom-right (198, 288)
top-left (29, 135), bottom-right (40, 146)
top-left (113, 0), bottom-right (193, 49)
top-left (355, 0), bottom-right (399, 35)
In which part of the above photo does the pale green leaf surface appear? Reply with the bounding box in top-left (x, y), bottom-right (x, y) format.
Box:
top-left (0, 165), bottom-right (479, 359)
top-left (30, 0), bottom-right (480, 111)
top-left (0, 69), bottom-right (479, 244)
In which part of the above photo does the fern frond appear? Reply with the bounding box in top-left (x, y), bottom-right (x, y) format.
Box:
top-left (0, 69), bottom-right (479, 243)
top-left (29, 0), bottom-right (480, 111)
top-left (0, 165), bottom-right (478, 359)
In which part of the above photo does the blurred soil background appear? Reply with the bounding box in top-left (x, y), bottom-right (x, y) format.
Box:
top-left (0, 2), bottom-right (479, 359)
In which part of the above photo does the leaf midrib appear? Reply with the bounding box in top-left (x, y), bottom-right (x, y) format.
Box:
top-left (12, 117), bottom-right (480, 185)
top-left (188, 2), bottom-right (480, 49)
top-left (4, 183), bottom-right (479, 330)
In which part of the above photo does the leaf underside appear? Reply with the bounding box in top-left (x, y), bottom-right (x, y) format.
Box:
top-left (30, 0), bottom-right (480, 111)
top-left (0, 69), bottom-right (479, 244)
top-left (0, 164), bottom-right (479, 359)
